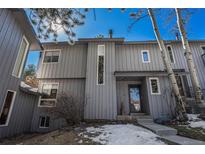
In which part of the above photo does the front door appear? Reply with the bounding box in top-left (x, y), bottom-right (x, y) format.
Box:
top-left (128, 85), bottom-right (141, 113)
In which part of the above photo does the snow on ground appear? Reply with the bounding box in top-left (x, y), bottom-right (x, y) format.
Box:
top-left (188, 114), bottom-right (205, 129)
top-left (80, 124), bottom-right (166, 145)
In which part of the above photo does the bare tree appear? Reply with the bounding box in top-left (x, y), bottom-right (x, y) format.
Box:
top-left (45, 92), bottom-right (84, 125)
top-left (175, 8), bottom-right (203, 104)
top-left (148, 8), bottom-right (187, 121)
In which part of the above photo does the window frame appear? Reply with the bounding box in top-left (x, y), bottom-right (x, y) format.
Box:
top-left (0, 90), bottom-right (16, 127)
top-left (12, 35), bottom-right (30, 78)
top-left (166, 45), bottom-right (176, 64)
top-left (39, 116), bottom-right (50, 128)
top-left (149, 77), bottom-right (161, 95)
top-left (200, 45), bottom-right (205, 65)
top-left (141, 50), bottom-right (150, 63)
top-left (97, 45), bottom-right (105, 85)
top-left (42, 49), bottom-right (61, 64)
top-left (38, 82), bottom-right (59, 107)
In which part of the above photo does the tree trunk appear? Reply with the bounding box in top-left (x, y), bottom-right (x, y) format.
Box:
top-left (148, 8), bottom-right (187, 121)
top-left (175, 8), bottom-right (203, 104)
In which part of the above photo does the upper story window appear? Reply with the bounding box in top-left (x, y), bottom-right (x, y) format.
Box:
top-left (39, 83), bottom-right (59, 107)
top-left (12, 36), bottom-right (29, 78)
top-left (141, 50), bottom-right (150, 63)
top-left (43, 50), bottom-right (60, 63)
top-left (149, 78), bottom-right (161, 95)
top-left (0, 90), bottom-right (16, 126)
top-left (201, 46), bottom-right (205, 64)
top-left (167, 45), bottom-right (175, 63)
top-left (97, 45), bottom-right (105, 85)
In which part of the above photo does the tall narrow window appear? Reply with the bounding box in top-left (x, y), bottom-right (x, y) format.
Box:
top-left (12, 36), bottom-right (29, 78)
top-left (39, 83), bottom-right (59, 107)
top-left (149, 78), bottom-right (161, 95)
top-left (141, 50), bottom-right (150, 63)
top-left (97, 45), bottom-right (105, 85)
top-left (43, 50), bottom-right (60, 63)
top-left (0, 90), bottom-right (16, 126)
top-left (175, 75), bottom-right (185, 96)
top-left (167, 45), bottom-right (175, 63)
top-left (39, 116), bottom-right (50, 128)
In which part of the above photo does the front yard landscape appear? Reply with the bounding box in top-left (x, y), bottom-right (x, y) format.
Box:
top-left (0, 122), bottom-right (166, 145)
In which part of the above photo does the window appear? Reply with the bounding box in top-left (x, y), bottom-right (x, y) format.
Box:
top-left (43, 50), bottom-right (60, 63)
top-left (141, 50), bottom-right (150, 63)
top-left (149, 78), bottom-right (161, 95)
top-left (97, 45), bottom-right (105, 85)
top-left (175, 75), bottom-right (185, 96)
top-left (12, 36), bottom-right (29, 78)
top-left (201, 46), bottom-right (205, 64)
top-left (0, 90), bottom-right (16, 126)
top-left (39, 83), bottom-right (59, 107)
top-left (167, 45), bottom-right (175, 63)
top-left (39, 116), bottom-right (50, 128)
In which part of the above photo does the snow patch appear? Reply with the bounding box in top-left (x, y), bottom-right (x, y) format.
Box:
top-left (82, 124), bottom-right (165, 145)
top-left (20, 81), bottom-right (38, 93)
top-left (188, 114), bottom-right (205, 129)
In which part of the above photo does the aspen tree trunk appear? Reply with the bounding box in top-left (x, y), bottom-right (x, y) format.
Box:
top-left (175, 8), bottom-right (203, 104)
top-left (148, 8), bottom-right (187, 121)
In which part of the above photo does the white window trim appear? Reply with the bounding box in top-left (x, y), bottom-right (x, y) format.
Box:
top-left (97, 45), bottom-right (105, 85)
top-left (12, 35), bottom-right (30, 78)
top-left (38, 82), bottom-right (59, 107)
top-left (42, 49), bottom-right (61, 64)
top-left (149, 77), bottom-right (161, 95)
top-left (167, 45), bottom-right (176, 64)
top-left (141, 50), bottom-right (150, 63)
top-left (39, 116), bottom-right (50, 128)
top-left (0, 90), bottom-right (16, 127)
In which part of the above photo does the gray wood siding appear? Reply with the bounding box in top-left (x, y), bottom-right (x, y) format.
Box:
top-left (146, 76), bottom-right (176, 119)
top-left (0, 9), bottom-right (38, 138)
top-left (190, 42), bottom-right (205, 96)
top-left (31, 79), bottom-right (85, 132)
top-left (0, 91), bottom-right (37, 139)
top-left (37, 44), bottom-right (87, 79)
top-left (115, 43), bottom-right (189, 71)
top-left (84, 42), bottom-right (117, 120)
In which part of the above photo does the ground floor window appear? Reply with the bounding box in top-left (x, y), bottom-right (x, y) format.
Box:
top-left (39, 116), bottom-right (50, 128)
top-left (149, 78), bottom-right (161, 95)
top-left (0, 90), bottom-right (16, 126)
top-left (39, 83), bottom-right (59, 107)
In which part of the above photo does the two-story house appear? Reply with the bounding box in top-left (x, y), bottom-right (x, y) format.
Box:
top-left (32, 38), bottom-right (205, 132)
top-left (0, 8), bottom-right (205, 137)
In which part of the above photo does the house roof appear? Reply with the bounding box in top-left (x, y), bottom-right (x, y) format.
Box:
top-left (9, 9), bottom-right (43, 51)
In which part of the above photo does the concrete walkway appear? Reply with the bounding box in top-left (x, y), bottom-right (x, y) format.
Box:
top-left (138, 121), bottom-right (205, 145)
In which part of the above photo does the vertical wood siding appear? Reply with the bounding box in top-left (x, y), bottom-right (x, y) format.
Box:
top-left (84, 42), bottom-right (117, 119)
top-left (0, 9), bottom-right (38, 139)
top-left (37, 44), bottom-right (87, 79)
top-left (146, 76), bottom-right (176, 119)
top-left (31, 79), bottom-right (85, 132)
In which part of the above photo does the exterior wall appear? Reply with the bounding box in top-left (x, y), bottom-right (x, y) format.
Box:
top-left (115, 43), bottom-right (188, 72)
top-left (31, 79), bottom-right (85, 132)
top-left (189, 42), bottom-right (205, 97)
top-left (0, 91), bottom-right (37, 139)
top-left (37, 43), bottom-right (87, 79)
top-left (146, 76), bottom-right (176, 119)
top-left (84, 42), bottom-right (117, 119)
top-left (0, 9), bottom-right (38, 138)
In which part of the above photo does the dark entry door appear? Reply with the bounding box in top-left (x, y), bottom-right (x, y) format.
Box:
top-left (128, 85), bottom-right (141, 113)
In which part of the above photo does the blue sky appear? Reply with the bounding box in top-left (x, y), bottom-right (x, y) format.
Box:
top-left (25, 8), bottom-right (205, 67)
